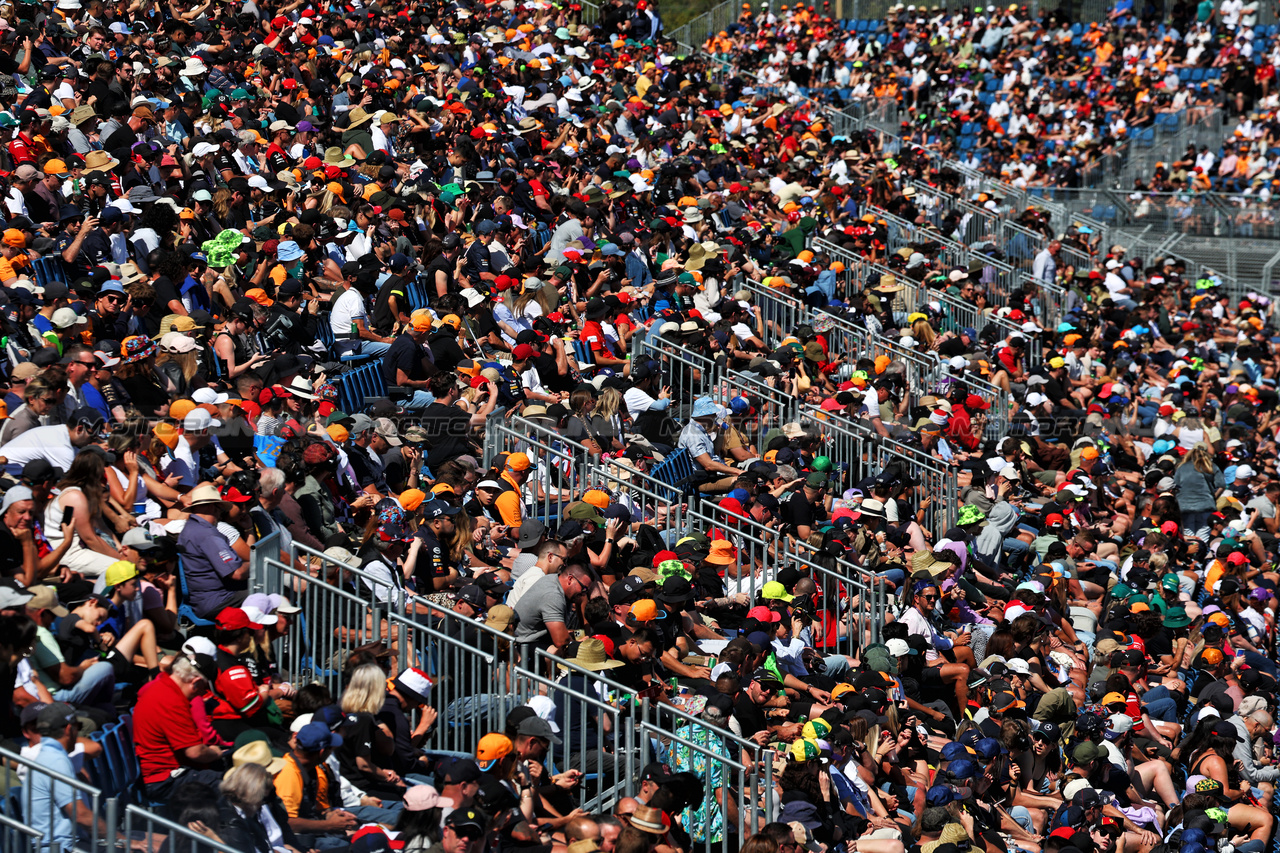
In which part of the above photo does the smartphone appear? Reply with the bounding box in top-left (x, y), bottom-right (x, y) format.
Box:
top-left (62, 506), bottom-right (74, 527)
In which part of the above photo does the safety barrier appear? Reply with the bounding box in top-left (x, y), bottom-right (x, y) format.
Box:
top-left (633, 699), bottom-right (773, 852)
top-left (0, 745), bottom-right (237, 853)
top-left (735, 278), bottom-right (806, 346)
top-left (638, 337), bottom-right (723, 416)
top-left (483, 413), bottom-right (594, 525)
top-left (685, 500), bottom-right (886, 653)
top-left (802, 406), bottom-right (961, 534)
top-left (0, 814), bottom-right (39, 853)
top-left (121, 803), bottom-right (244, 853)
top-left (262, 551), bottom-right (402, 694)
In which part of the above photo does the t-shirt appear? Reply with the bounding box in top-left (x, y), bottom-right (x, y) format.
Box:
top-left (330, 287), bottom-right (369, 339)
top-left (513, 572), bottom-right (567, 645)
top-left (382, 333), bottom-right (428, 385)
top-left (420, 402), bottom-right (472, 470)
top-left (134, 672), bottom-right (205, 783)
top-left (0, 424), bottom-right (75, 473)
top-left (779, 490), bottom-right (824, 534)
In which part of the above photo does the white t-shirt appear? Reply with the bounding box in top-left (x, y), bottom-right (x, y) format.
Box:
top-left (0, 425), bottom-right (75, 472)
top-left (330, 287), bottom-right (369, 338)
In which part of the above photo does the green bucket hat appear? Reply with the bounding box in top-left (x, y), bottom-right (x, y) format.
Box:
top-left (957, 505), bottom-right (987, 527)
top-left (202, 229), bottom-right (245, 268)
top-left (1163, 607), bottom-right (1192, 629)
top-left (657, 559), bottom-right (690, 582)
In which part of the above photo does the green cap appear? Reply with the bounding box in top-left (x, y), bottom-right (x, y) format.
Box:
top-left (805, 472), bottom-right (827, 489)
top-left (812, 456), bottom-right (832, 472)
top-left (677, 272), bottom-right (696, 285)
top-left (1161, 573), bottom-right (1180, 591)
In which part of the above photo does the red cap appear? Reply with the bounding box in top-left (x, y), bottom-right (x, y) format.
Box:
top-left (747, 605), bottom-right (781, 623)
top-left (512, 344), bottom-right (537, 360)
top-left (1228, 551), bottom-right (1248, 565)
top-left (221, 486), bottom-right (253, 503)
top-left (1160, 520), bottom-right (1180, 535)
top-left (652, 550), bottom-right (677, 566)
top-left (216, 607), bottom-right (264, 631)
top-left (1045, 513), bottom-right (1065, 527)
top-left (718, 497), bottom-right (745, 516)
top-left (819, 397), bottom-right (843, 411)
top-left (303, 156), bottom-right (322, 170)
top-left (965, 394), bottom-right (990, 410)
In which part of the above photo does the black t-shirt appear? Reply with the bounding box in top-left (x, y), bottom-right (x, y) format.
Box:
top-left (733, 696), bottom-right (768, 738)
top-left (374, 694), bottom-right (420, 776)
top-left (0, 526), bottom-right (23, 580)
top-left (427, 331), bottom-right (465, 372)
top-left (411, 528), bottom-right (452, 592)
top-left (101, 125), bottom-right (141, 158)
top-left (348, 446), bottom-right (387, 493)
top-left (421, 402), bottom-right (473, 470)
top-left (382, 333), bottom-right (428, 386)
top-left (55, 615), bottom-right (96, 666)
top-left (152, 276), bottom-right (183, 315)
top-left (371, 275), bottom-right (407, 334)
top-left (779, 490), bottom-right (821, 534)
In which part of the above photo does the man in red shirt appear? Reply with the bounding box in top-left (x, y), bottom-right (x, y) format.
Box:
top-left (579, 298), bottom-right (628, 372)
top-left (208, 607), bottom-right (288, 744)
top-left (947, 394), bottom-right (988, 452)
top-left (134, 655), bottom-right (226, 801)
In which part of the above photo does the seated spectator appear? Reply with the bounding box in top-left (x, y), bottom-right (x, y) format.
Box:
top-left (134, 652), bottom-right (227, 801)
top-left (177, 483), bottom-right (249, 618)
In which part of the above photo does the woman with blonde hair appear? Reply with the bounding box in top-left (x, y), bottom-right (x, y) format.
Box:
top-left (1173, 442), bottom-right (1224, 542)
top-left (590, 387), bottom-right (626, 453)
top-left (217, 763), bottom-right (302, 853)
top-left (910, 315), bottom-right (936, 349)
top-left (337, 664), bottom-right (402, 796)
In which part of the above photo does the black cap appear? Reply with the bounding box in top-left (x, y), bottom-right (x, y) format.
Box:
top-left (22, 458), bottom-right (62, 484)
top-left (435, 756), bottom-right (482, 785)
top-left (70, 406), bottom-right (106, 432)
top-left (657, 576), bottom-right (693, 605)
top-left (609, 575), bottom-right (649, 606)
top-left (640, 762), bottom-right (672, 782)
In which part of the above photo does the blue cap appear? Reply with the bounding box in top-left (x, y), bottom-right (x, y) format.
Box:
top-left (974, 737), bottom-right (1005, 760)
top-left (961, 327), bottom-right (977, 339)
top-left (476, 219), bottom-right (499, 235)
top-left (727, 488), bottom-right (751, 505)
top-left (388, 253), bottom-right (410, 272)
top-left (729, 396), bottom-right (754, 415)
top-left (947, 758), bottom-right (978, 779)
top-left (189, 251), bottom-right (208, 263)
top-left (1152, 439), bottom-right (1174, 454)
top-left (1131, 325), bottom-right (1149, 335)
top-left (940, 742), bottom-right (973, 761)
top-left (731, 100), bottom-right (746, 109)
top-left (1181, 830), bottom-right (1210, 846)
top-left (313, 705), bottom-right (345, 728)
top-left (421, 498), bottom-right (460, 519)
top-left (1056, 321), bottom-right (1077, 332)
top-left (925, 785), bottom-right (959, 806)
top-left (98, 280), bottom-right (126, 296)
top-left (600, 242), bottom-right (623, 256)
top-left (295, 721), bottom-right (342, 751)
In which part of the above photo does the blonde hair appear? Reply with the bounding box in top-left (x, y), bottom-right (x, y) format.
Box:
top-left (596, 387), bottom-right (622, 421)
top-left (1178, 442), bottom-right (1215, 476)
top-left (221, 763), bottom-right (271, 810)
top-left (340, 663), bottom-right (388, 716)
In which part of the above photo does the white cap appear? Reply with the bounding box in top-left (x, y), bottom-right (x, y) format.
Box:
top-left (1006, 658), bottom-right (1032, 674)
top-left (192, 388), bottom-right (230, 405)
top-left (183, 409), bottom-right (221, 432)
top-left (1026, 392), bottom-right (1049, 407)
top-left (247, 175), bottom-right (271, 191)
top-left (999, 465), bottom-right (1021, 481)
top-left (886, 638), bottom-right (914, 657)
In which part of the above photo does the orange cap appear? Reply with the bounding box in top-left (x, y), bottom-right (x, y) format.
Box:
top-left (400, 488), bottom-right (426, 510)
top-left (582, 489), bottom-right (609, 509)
top-left (168, 399), bottom-right (196, 422)
top-left (477, 732), bottom-right (513, 765)
top-left (506, 452), bottom-right (531, 471)
top-left (152, 421), bottom-right (180, 451)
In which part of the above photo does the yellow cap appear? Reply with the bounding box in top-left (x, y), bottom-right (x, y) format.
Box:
top-left (104, 560), bottom-right (138, 587)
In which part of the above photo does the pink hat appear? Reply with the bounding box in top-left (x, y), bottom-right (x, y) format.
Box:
top-left (404, 785), bottom-right (445, 811)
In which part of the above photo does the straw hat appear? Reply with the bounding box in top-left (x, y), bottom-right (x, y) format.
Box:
top-left (186, 483), bottom-right (228, 510)
top-left (630, 806), bottom-right (669, 835)
top-left (557, 637), bottom-right (622, 671)
top-left (227, 740), bottom-right (286, 777)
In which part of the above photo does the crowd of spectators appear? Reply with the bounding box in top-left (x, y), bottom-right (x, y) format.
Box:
top-left (0, 2), bottom-right (1278, 853)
